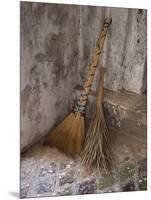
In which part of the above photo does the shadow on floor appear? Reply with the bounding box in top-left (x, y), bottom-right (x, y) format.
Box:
top-left (8, 191), bottom-right (19, 198)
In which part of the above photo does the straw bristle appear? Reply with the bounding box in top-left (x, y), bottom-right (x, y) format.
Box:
top-left (82, 106), bottom-right (111, 175)
top-left (45, 112), bottom-right (85, 156)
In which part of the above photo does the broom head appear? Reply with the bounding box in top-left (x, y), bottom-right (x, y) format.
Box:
top-left (45, 112), bottom-right (85, 156)
top-left (82, 106), bottom-right (110, 174)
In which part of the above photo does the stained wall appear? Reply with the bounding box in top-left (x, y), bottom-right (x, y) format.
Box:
top-left (20, 2), bottom-right (147, 150)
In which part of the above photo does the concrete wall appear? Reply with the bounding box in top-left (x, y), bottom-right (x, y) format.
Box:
top-left (78, 6), bottom-right (147, 94)
top-left (20, 2), bottom-right (147, 150)
top-left (20, 2), bottom-right (80, 150)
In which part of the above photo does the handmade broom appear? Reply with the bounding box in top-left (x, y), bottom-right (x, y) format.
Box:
top-left (45, 17), bottom-right (112, 156)
top-left (82, 67), bottom-right (110, 174)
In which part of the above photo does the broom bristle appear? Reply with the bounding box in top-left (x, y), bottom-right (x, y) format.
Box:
top-left (45, 112), bottom-right (85, 156)
top-left (82, 106), bottom-right (111, 175)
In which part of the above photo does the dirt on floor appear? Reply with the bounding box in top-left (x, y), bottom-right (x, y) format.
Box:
top-left (20, 127), bottom-right (147, 198)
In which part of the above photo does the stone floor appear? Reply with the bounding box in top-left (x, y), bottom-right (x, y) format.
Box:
top-left (20, 127), bottom-right (147, 198)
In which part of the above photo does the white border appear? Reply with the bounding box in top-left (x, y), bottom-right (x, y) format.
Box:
top-left (0, 0), bottom-right (150, 199)
top-left (21, 0), bottom-right (148, 9)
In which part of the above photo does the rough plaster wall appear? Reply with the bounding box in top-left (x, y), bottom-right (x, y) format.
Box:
top-left (78, 7), bottom-right (147, 94)
top-left (20, 2), bottom-right (147, 150)
top-left (21, 2), bottom-right (81, 150)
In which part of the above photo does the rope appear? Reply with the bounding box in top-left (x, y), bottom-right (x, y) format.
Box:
top-left (74, 17), bottom-right (112, 114)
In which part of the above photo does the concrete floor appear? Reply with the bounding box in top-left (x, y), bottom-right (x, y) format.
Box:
top-left (20, 127), bottom-right (147, 198)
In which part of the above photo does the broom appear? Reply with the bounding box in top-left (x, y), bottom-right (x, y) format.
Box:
top-left (82, 67), bottom-right (110, 174)
top-left (45, 17), bottom-right (112, 156)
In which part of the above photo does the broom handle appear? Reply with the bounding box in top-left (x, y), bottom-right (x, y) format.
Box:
top-left (96, 67), bottom-right (106, 107)
top-left (75, 17), bottom-right (112, 113)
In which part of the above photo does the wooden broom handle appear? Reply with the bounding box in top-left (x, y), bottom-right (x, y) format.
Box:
top-left (96, 67), bottom-right (106, 107)
top-left (75, 17), bottom-right (112, 113)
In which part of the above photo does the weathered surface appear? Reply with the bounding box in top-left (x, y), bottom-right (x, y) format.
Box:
top-left (20, 2), bottom-right (147, 149)
top-left (20, 2), bottom-right (81, 150)
top-left (74, 87), bottom-right (147, 141)
top-left (20, 127), bottom-right (147, 198)
top-left (78, 7), bottom-right (147, 94)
